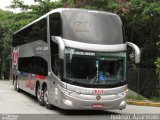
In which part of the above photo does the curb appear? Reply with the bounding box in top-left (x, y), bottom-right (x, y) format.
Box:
top-left (127, 101), bottom-right (160, 107)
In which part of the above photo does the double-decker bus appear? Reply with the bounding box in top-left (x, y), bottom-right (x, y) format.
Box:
top-left (11, 8), bottom-right (140, 110)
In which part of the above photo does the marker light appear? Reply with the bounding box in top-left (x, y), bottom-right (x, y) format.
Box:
top-left (117, 89), bottom-right (128, 97)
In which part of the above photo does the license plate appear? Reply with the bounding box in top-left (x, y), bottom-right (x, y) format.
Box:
top-left (92, 104), bottom-right (104, 108)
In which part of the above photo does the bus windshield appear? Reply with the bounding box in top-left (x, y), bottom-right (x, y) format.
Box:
top-left (64, 48), bottom-right (126, 87)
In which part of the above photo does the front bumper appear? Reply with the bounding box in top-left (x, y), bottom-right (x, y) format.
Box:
top-left (57, 87), bottom-right (127, 110)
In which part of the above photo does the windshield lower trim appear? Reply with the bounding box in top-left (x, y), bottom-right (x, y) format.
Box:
top-left (62, 77), bottom-right (127, 88)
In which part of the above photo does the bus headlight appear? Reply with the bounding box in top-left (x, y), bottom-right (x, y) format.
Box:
top-left (63, 99), bottom-right (73, 106)
top-left (117, 89), bottom-right (128, 97)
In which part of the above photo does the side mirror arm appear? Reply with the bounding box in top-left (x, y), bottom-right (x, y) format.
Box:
top-left (127, 42), bottom-right (141, 64)
top-left (51, 36), bottom-right (65, 59)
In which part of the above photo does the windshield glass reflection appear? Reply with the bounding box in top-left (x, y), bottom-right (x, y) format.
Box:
top-left (64, 48), bottom-right (126, 85)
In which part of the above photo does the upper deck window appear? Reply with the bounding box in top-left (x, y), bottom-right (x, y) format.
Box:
top-left (62, 10), bottom-right (124, 45)
top-left (12, 18), bottom-right (47, 47)
top-left (49, 13), bottom-right (62, 36)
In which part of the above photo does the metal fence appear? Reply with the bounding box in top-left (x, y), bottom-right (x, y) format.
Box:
top-left (128, 68), bottom-right (160, 99)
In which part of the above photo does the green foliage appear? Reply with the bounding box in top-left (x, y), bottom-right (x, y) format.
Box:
top-left (61, 0), bottom-right (109, 10)
top-left (119, 0), bottom-right (160, 68)
top-left (0, 10), bottom-right (13, 79)
top-left (127, 95), bottom-right (147, 101)
top-left (150, 97), bottom-right (160, 102)
top-left (10, 12), bottom-right (37, 31)
top-left (10, 0), bottom-right (63, 16)
top-left (155, 58), bottom-right (160, 79)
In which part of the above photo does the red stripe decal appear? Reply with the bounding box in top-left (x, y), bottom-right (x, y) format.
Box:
top-left (35, 75), bottom-right (46, 80)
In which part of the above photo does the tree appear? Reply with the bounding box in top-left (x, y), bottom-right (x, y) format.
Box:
top-left (123, 0), bottom-right (160, 68)
top-left (0, 10), bottom-right (13, 79)
top-left (155, 58), bottom-right (160, 79)
top-left (0, 9), bottom-right (35, 79)
top-left (10, 0), bottom-right (63, 16)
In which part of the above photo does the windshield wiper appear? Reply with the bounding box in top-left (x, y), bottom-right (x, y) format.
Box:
top-left (64, 77), bottom-right (77, 84)
top-left (88, 76), bottom-right (98, 83)
top-left (68, 79), bottom-right (76, 84)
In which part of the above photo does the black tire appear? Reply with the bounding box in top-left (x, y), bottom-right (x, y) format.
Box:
top-left (44, 87), bottom-right (52, 109)
top-left (14, 79), bottom-right (20, 92)
top-left (13, 75), bottom-right (15, 85)
top-left (36, 86), bottom-right (44, 106)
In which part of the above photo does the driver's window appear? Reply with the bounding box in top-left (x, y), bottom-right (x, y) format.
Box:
top-left (54, 56), bottom-right (63, 78)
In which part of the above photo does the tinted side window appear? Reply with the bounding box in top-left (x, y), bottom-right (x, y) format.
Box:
top-left (18, 57), bottom-right (48, 76)
top-left (50, 13), bottom-right (61, 36)
top-left (12, 34), bottom-right (18, 47)
top-left (18, 57), bottom-right (34, 73)
top-left (12, 18), bottom-right (47, 47)
top-left (50, 41), bottom-right (58, 73)
top-left (50, 41), bottom-right (63, 78)
top-left (31, 18), bottom-right (47, 42)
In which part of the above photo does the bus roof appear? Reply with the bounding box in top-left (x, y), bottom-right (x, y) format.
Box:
top-left (13, 8), bottom-right (119, 35)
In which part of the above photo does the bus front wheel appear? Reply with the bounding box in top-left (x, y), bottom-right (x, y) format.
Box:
top-left (44, 87), bottom-right (52, 109)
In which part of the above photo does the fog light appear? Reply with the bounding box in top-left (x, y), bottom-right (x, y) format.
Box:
top-left (63, 99), bottom-right (73, 106)
top-left (119, 101), bottom-right (126, 110)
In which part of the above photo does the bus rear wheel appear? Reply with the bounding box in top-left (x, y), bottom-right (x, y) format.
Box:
top-left (37, 86), bottom-right (44, 106)
top-left (44, 87), bottom-right (52, 109)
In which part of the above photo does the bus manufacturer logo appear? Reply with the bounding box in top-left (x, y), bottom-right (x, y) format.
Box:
top-left (96, 95), bottom-right (101, 100)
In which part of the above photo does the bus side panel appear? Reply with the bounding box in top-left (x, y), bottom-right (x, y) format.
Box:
top-left (13, 40), bottom-right (49, 96)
